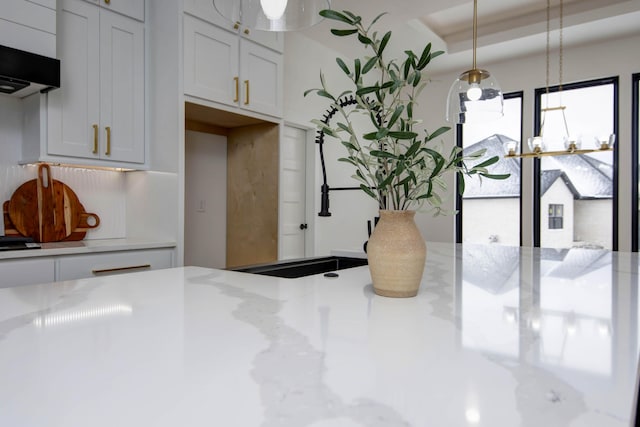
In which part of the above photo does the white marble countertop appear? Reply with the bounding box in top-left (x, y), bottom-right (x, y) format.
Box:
top-left (0, 238), bottom-right (176, 260)
top-left (1, 242), bottom-right (638, 426)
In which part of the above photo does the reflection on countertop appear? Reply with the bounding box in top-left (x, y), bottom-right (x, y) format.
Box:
top-left (0, 242), bottom-right (638, 427)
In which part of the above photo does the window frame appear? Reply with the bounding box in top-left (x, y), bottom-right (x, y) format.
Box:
top-left (455, 91), bottom-right (524, 245)
top-left (532, 76), bottom-right (619, 250)
top-left (632, 73), bottom-right (639, 252)
top-left (548, 204), bottom-right (564, 230)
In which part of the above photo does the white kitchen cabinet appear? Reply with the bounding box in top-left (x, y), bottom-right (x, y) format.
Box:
top-left (81, 0), bottom-right (145, 22)
top-left (183, 0), bottom-right (283, 52)
top-left (184, 14), bottom-right (283, 118)
top-left (57, 249), bottom-right (173, 281)
top-left (0, 258), bottom-right (55, 288)
top-left (0, 0), bottom-right (57, 58)
top-left (43, 0), bottom-right (145, 167)
top-left (0, 247), bottom-right (174, 287)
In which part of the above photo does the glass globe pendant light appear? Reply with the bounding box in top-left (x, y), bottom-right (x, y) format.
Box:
top-left (213, 0), bottom-right (330, 32)
top-left (446, 0), bottom-right (504, 124)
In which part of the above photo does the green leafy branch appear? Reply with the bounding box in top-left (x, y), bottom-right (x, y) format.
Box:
top-left (304, 10), bottom-right (508, 213)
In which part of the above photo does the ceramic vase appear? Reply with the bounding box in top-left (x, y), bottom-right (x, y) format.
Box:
top-left (367, 210), bottom-right (426, 298)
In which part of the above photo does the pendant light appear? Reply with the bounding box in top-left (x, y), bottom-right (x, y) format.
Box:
top-left (213, 0), bottom-right (330, 32)
top-left (446, 0), bottom-right (503, 124)
top-left (504, 0), bottom-right (615, 158)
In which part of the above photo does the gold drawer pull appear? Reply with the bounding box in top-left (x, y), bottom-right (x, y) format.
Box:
top-left (105, 126), bottom-right (111, 156)
top-left (244, 80), bottom-right (249, 105)
top-left (92, 264), bottom-right (151, 274)
top-left (92, 124), bottom-right (98, 154)
top-left (233, 77), bottom-right (239, 102)
top-left (104, 0), bottom-right (111, 4)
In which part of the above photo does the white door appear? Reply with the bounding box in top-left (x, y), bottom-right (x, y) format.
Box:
top-left (279, 126), bottom-right (307, 260)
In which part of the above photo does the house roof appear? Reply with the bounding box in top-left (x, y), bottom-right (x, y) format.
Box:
top-left (462, 134), bottom-right (613, 200)
top-left (542, 155), bottom-right (613, 199)
top-left (461, 134), bottom-right (521, 198)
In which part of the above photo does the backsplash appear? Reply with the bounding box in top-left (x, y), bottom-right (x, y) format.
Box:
top-left (0, 164), bottom-right (126, 239)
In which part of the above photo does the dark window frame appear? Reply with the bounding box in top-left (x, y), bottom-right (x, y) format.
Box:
top-left (532, 76), bottom-right (619, 250)
top-left (456, 91), bottom-right (524, 245)
top-left (632, 73), bottom-right (639, 252)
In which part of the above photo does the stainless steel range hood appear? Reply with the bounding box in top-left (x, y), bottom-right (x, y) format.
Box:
top-left (0, 45), bottom-right (60, 98)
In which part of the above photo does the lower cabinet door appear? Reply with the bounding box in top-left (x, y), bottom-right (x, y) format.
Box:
top-left (0, 258), bottom-right (56, 288)
top-left (57, 249), bottom-right (174, 281)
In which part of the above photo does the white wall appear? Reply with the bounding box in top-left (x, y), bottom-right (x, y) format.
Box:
top-left (184, 130), bottom-right (227, 268)
top-left (285, 28), bottom-right (640, 251)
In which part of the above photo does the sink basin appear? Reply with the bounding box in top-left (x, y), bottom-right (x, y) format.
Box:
top-left (231, 256), bottom-right (368, 278)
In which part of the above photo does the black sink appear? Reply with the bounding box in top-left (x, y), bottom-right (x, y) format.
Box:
top-left (231, 256), bottom-right (368, 278)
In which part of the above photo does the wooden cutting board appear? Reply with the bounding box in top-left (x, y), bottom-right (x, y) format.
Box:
top-left (6, 164), bottom-right (100, 243)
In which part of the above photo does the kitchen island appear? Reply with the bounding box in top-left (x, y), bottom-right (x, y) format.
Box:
top-left (1, 242), bottom-right (638, 426)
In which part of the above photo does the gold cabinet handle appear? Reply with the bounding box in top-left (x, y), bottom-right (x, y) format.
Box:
top-left (105, 126), bottom-right (111, 156)
top-left (233, 21), bottom-right (240, 30)
top-left (244, 80), bottom-right (250, 105)
top-left (104, 0), bottom-right (110, 4)
top-left (92, 124), bottom-right (98, 154)
top-left (233, 77), bottom-right (239, 102)
top-left (243, 28), bottom-right (250, 35)
top-left (92, 264), bottom-right (151, 275)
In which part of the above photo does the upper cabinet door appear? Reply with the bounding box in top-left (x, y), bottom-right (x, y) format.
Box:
top-left (46, 0), bottom-right (145, 166)
top-left (100, 10), bottom-right (145, 163)
top-left (82, 0), bottom-right (145, 21)
top-left (184, 0), bottom-right (283, 52)
top-left (48, 0), bottom-right (101, 159)
top-left (240, 39), bottom-right (283, 117)
top-left (184, 14), bottom-right (240, 105)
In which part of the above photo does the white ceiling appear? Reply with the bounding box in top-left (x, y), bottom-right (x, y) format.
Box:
top-left (298, 0), bottom-right (640, 75)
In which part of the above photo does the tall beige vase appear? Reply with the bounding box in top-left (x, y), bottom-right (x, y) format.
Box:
top-left (367, 210), bottom-right (426, 298)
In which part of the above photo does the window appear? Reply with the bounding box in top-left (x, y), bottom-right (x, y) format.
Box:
top-left (534, 77), bottom-right (618, 250)
top-left (457, 92), bottom-right (523, 246)
top-left (548, 204), bottom-right (564, 229)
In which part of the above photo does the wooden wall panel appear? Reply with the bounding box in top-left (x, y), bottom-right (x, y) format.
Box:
top-left (226, 123), bottom-right (279, 268)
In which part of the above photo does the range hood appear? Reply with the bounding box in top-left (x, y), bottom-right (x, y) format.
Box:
top-left (0, 45), bottom-right (60, 98)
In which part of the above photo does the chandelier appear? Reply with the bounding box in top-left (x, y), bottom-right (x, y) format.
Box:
top-left (213, 0), bottom-right (330, 32)
top-left (504, 0), bottom-right (615, 158)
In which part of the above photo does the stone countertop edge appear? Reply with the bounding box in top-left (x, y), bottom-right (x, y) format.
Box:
top-left (0, 238), bottom-right (177, 260)
top-left (330, 248), bottom-right (368, 259)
